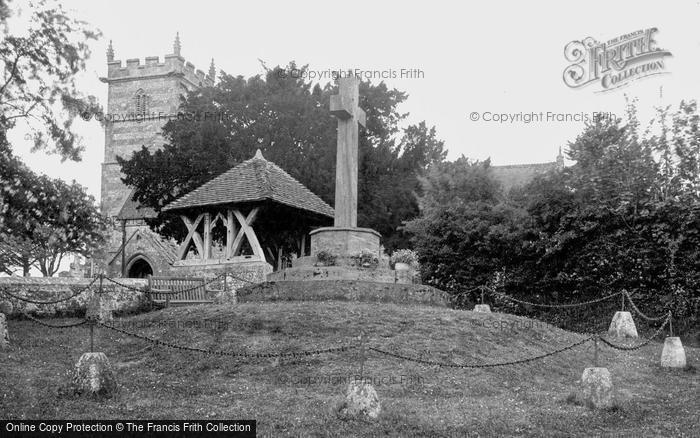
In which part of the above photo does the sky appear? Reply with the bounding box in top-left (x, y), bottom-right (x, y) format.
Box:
top-left (6, 0), bottom-right (700, 201)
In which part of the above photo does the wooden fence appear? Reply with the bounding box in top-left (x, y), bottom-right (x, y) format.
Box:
top-left (148, 276), bottom-right (213, 306)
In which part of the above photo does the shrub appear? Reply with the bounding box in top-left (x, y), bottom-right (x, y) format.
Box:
top-left (316, 250), bottom-right (337, 266)
top-left (352, 249), bottom-right (379, 268)
top-left (390, 249), bottom-right (419, 269)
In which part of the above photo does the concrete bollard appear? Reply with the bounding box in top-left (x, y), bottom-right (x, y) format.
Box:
top-left (337, 380), bottom-right (381, 420)
top-left (72, 352), bottom-right (117, 397)
top-left (580, 367), bottom-right (614, 409)
top-left (0, 313), bottom-right (9, 350)
top-left (473, 304), bottom-right (491, 313)
top-left (608, 311), bottom-right (638, 338)
top-left (660, 337), bottom-right (687, 368)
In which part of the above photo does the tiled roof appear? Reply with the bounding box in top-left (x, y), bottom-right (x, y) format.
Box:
top-left (116, 189), bottom-right (157, 220)
top-left (490, 162), bottom-right (559, 193)
top-left (162, 150), bottom-right (334, 218)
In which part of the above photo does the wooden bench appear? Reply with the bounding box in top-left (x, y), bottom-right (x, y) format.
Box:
top-left (148, 276), bottom-right (214, 306)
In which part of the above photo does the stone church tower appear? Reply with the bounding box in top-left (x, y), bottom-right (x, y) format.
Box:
top-left (99, 35), bottom-right (215, 277)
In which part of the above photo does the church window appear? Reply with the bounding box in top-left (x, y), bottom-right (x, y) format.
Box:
top-left (134, 89), bottom-right (148, 116)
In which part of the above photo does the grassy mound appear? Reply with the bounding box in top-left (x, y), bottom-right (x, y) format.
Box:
top-left (1, 299), bottom-right (698, 436)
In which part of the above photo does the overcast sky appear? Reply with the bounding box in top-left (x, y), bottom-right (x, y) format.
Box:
top-left (7, 0), bottom-right (700, 199)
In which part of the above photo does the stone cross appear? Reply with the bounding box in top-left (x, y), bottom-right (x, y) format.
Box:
top-left (330, 77), bottom-right (366, 228)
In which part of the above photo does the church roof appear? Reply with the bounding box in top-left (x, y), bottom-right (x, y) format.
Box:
top-left (107, 227), bottom-right (179, 266)
top-left (490, 161), bottom-right (560, 193)
top-left (162, 150), bottom-right (334, 218)
top-left (116, 190), bottom-right (157, 220)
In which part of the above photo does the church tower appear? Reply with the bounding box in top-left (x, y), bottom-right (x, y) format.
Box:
top-left (99, 35), bottom-right (216, 276)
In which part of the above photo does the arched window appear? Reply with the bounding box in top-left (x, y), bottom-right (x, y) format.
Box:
top-left (134, 89), bottom-right (147, 116)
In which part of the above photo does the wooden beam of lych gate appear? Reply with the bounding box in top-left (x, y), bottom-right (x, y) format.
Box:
top-left (226, 209), bottom-right (235, 259)
top-left (177, 213), bottom-right (205, 260)
top-left (230, 208), bottom-right (263, 259)
top-left (203, 213), bottom-right (211, 260)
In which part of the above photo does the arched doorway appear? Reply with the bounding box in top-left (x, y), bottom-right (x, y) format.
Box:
top-left (126, 256), bottom-right (153, 278)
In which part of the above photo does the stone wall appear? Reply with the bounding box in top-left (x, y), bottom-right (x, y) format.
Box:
top-left (238, 280), bottom-right (450, 308)
top-left (267, 266), bottom-right (415, 284)
top-left (170, 259), bottom-right (272, 282)
top-left (0, 277), bottom-right (148, 317)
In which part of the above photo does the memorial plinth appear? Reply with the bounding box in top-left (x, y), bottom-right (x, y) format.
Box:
top-left (311, 227), bottom-right (381, 258)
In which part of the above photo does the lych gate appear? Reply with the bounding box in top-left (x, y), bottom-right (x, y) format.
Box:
top-left (175, 207), bottom-right (264, 262)
top-left (161, 149), bottom-right (334, 275)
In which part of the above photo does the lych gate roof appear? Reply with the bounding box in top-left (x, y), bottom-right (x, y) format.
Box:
top-left (162, 150), bottom-right (334, 218)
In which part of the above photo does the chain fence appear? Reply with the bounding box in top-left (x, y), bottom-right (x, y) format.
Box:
top-left (22, 312), bottom-right (89, 329)
top-left (623, 290), bottom-right (670, 322)
top-left (369, 336), bottom-right (594, 368)
top-left (4, 274), bottom-right (684, 373)
top-left (598, 314), bottom-right (671, 351)
top-left (97, 321), bottom-right (355, 358)
top-left (486, 287), bottom-right (623, 309)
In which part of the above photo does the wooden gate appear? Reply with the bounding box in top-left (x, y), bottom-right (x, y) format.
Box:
top-left (148, 276), bottom-right (213, 305)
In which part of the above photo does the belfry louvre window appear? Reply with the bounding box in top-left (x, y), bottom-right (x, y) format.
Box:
top-left (134, 89), bottom-right (148, 116)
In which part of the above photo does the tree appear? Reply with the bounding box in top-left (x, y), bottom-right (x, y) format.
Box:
top-left (0, 0), bottom-right (101, 161)
top-left (0, 133), bottom-right (106, 276)
top-left (118, 64), bottom-right (446, 258)
top-left (403, 157), bottom-right (530, 298)
top-left (507, 100), bottom-right (700, 331)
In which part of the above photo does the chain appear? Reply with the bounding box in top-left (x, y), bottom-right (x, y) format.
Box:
top-left (446, 286), bottom-right (484, 303)
top-left (623, 290), bottom-right (669, 322)
top-left (223, 272), bottom-right (258, 285)
top-left (103, 276), bottom-right (150, 293)
top-left (22, 313), bottom-right (88, 328)
top-left (0, 276), bottom-right (98, 305)
top-left (598, 314), bottom-right (670, 351)
top-left (97, 321), bottom-right (356, 358)
top-left (488, 287), bottom-right (623, 309)
top-left (368, 336), bottom-right (593, 368)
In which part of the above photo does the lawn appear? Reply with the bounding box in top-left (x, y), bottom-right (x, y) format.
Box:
top-left (1, 300), bottom-right (698, 437)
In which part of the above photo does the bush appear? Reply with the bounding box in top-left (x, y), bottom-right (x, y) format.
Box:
top-left (352, 249), bottom-right (379, 268)
top-left (390, 249), bottom-right (419, 269)
top-left (315, 250), bottom-right (337, 266)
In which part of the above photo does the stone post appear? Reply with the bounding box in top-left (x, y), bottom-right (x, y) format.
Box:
top-left (608, 311), bottom-right (638, 338)
top-left (580, 367), bottom-right (614, 409)
top-left (72, 352), bottom-right (117, 397)
top-left (473, 304), bottom-right (491, 313)
top-left (660, 337), bottom-right (687, 368)
top-left (0, 313), bottom-right (9, 350)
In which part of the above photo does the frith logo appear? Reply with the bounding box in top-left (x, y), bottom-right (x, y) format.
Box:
top-left (563, 28), bottom-right (672, 92)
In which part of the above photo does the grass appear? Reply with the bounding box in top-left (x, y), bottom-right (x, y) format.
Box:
top-left (1, 299), bottom-right (698, 437)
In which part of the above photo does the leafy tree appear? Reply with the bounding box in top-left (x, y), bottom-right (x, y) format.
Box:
top-left (0, 133), bottom-right (106, 276)
top-left (0, 0), bottom-right (101, 160)
top-left (404, 157), bottom-right (530, 299)
top-left (118, 64), bottom-right (445, 261)
top-left (507, 101), bottom-right (700, 332)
